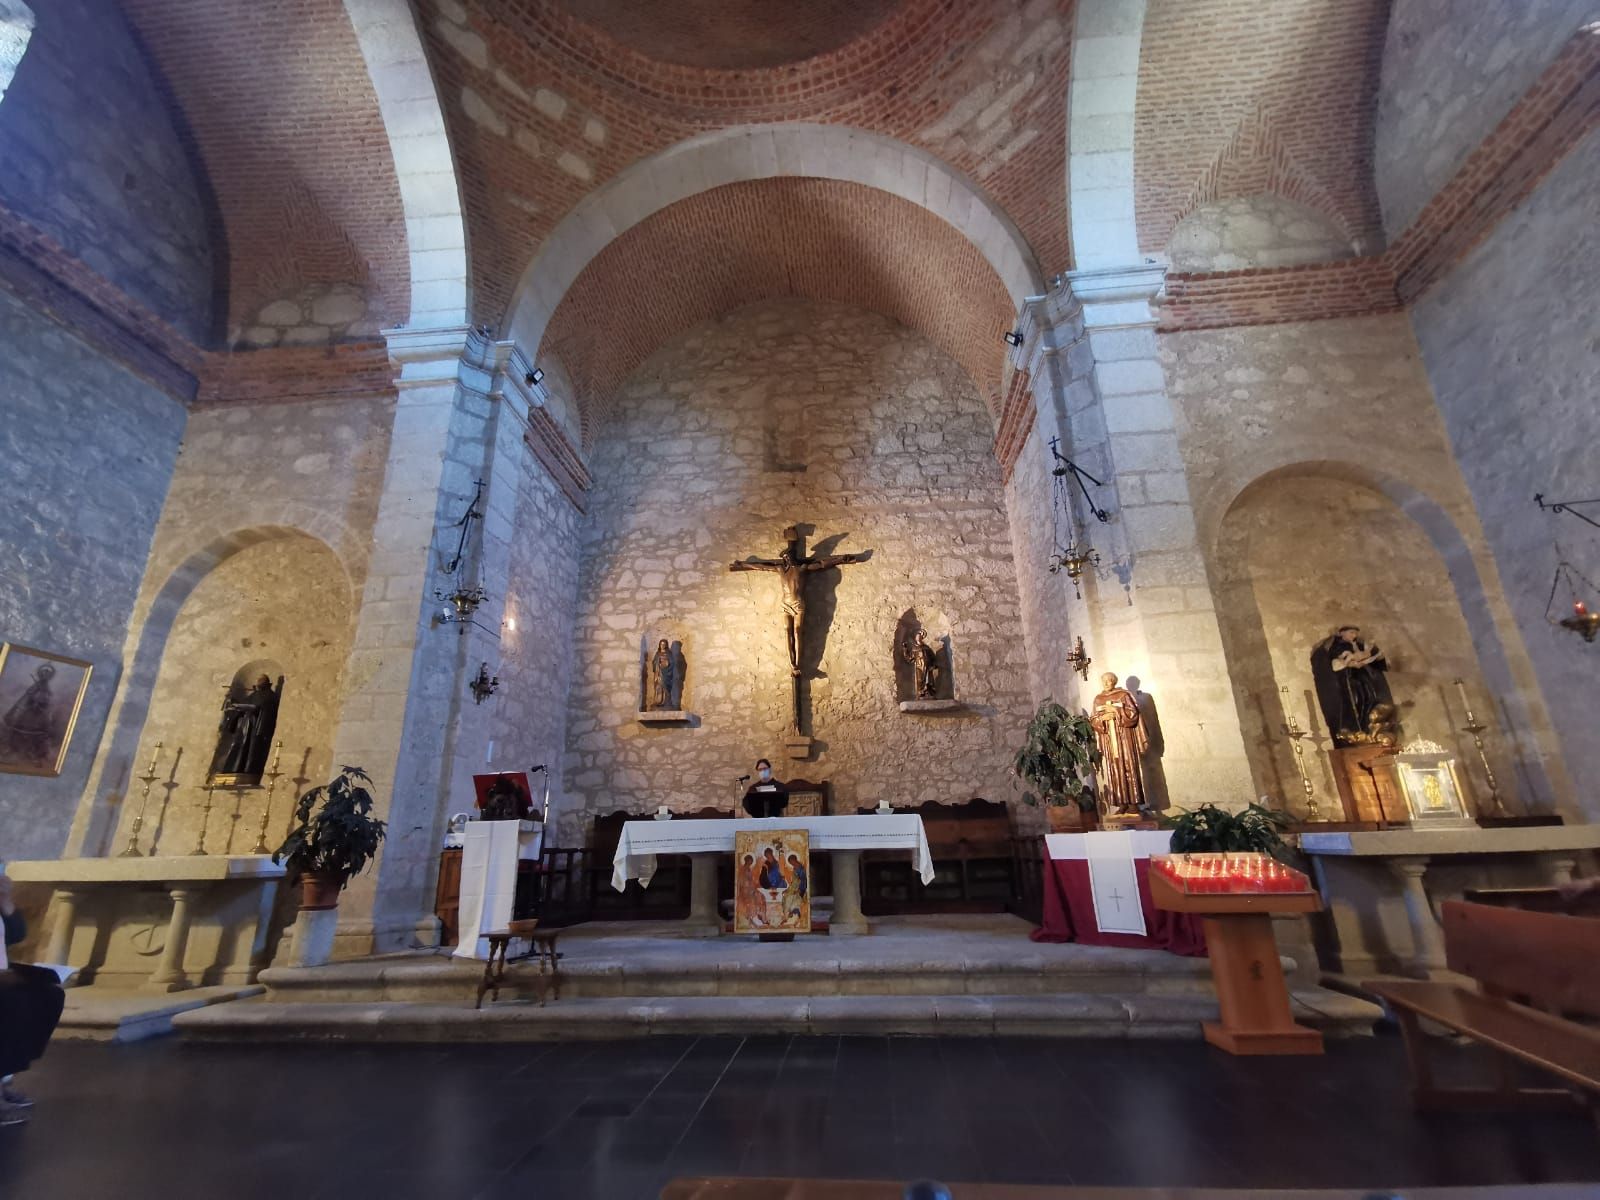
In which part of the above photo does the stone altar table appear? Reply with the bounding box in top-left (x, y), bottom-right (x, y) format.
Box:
top-left (6, 855), bottom-right (285, 992)
top-left (1299, 825), bottom-right (1600, 979)
top-left (612, 815), bottom-right (934, 935)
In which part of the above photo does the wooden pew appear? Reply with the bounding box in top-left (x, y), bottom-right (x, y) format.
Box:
top-left (1366, 900), bottom-right (1600, 1116)
top-left (860, 798), bottom-right (1016, 912)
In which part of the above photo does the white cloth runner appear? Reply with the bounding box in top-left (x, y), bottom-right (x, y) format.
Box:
top-left (612, 815), bottom-right (936, 892)
top-left (453, 820), bottom-right (543, 961)
top-left (1043, 829), bottom-right (1173, 937)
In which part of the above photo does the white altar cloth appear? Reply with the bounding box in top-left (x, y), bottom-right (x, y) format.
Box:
top-left (612, 815), bottom-right (935, 892)
top-left (1043, 829), bottom-right (1173, 936)
top-left (453, 820), bottom-right (543, 961)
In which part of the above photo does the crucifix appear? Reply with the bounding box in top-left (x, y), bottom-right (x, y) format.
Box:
top-left (730, 526), bottom-right (868, 749)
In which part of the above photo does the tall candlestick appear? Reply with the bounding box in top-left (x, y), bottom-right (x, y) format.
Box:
top-left (1280, 686), bottom-right (1321, 822)
top-left (191, 784), bottom-right (216, 857)
top-left (1454, 679), bottom-right (1508, 819)
top-left (119, 742), bottom-right (164, 858)
top-left (250, 741), bottom-right (284, 855)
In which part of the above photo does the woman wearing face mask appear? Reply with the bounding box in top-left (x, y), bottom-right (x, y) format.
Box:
top-left (741, 758), bottom-right (789, 818)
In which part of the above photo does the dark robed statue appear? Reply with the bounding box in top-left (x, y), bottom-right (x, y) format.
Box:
top-left (209, 673), bottom-right (282, 785)
top-left (902, 628), bottom-right (942, 700)
top-left (1310, 625), bottom-right (1394, 746)
top-left (647, 638), bottom-right (677, 710)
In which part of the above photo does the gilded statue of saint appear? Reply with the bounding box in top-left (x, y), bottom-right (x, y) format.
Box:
top-left (647, 638), bottom-right (677, 711)
top-left (902, 629), bottom-right (942, 700)
top-left (1089, 672), bottom-right (1148, 814)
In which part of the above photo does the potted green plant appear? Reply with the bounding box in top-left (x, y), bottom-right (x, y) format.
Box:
top-left (1160, 802), bottom-right (1292, 860)
top-left (1012, 699), bottom-right (1102, 832)
top-left (273, 765), bottom-right (387, 911)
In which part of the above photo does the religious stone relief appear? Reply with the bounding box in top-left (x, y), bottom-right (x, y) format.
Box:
top-left (207, 662), bottom-right (284, 788)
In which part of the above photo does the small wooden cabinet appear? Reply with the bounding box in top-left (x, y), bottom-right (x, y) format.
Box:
top-left (435, 848), bottom-right (464, 947)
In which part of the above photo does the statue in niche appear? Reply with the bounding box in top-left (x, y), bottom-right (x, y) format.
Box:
top-left (1089, 672), bottom-right (1148, 815)
top-left (1310, 625), bottom-right (1396, 747)
top-left (208, 669), bottom-right (283, 787)
top-left (646, 638), bottom-right (680, 711)
top-left (901, 628), bottom-right (944, 700)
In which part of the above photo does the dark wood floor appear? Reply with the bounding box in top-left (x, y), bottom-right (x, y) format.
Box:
top-left (0, 1034), bottom-right (1593, 1199)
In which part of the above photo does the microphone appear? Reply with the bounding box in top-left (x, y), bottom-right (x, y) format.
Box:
top-left (529, 764), bottom-right (547, 773)
top-left (737, 774), bottom-right (751, 783)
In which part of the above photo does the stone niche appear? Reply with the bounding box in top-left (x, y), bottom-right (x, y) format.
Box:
top-left (893, 607), bottom-right (962, 714)
top-left (563, 298), bottom-right (1034, 818)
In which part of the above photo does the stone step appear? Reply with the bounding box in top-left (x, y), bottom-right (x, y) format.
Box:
top-left (173, 988), bottom-right (1382, 1042)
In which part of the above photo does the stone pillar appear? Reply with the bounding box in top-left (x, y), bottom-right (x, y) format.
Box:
top-left (829, 850), bottom-right (869, 935)
top-left (686, 854), bottom-right (721, 936)
top-left (147, 885), bottom-right (196, 992)
top-left (1546, 856), bottom-right (1577, 886)
top-left (326, 324), bottom-right (479, 958)
top-left (42, 887), bottom-right (80, 967)
top-left (1387, 856), bottom-right (1448, 979)
top-left (1024, 267), bottom-right (1253, 808)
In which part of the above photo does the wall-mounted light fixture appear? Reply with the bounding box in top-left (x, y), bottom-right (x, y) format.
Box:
top-left (1065, 636), bottom-right (1092, 682)
top-left (1002, 330), bottom-right (1024, 348)
top-left (525, 367), bottom-right (544, 386)
top-left (469, 662), bottom-right (500, 705)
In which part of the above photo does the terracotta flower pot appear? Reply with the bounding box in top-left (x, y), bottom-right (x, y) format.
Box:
top-left (299, 872), bottom-right (343, 911)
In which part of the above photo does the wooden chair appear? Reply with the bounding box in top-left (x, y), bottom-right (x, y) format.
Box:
top-left (475, 920), bottom-right (561, 1008)
top-left (1366, 900), bottom-right (1600, 1117)
top-left (782, 777), bottom-right (830, 817)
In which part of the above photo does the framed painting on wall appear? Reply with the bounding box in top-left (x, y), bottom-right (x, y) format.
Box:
top-left (0, 642), bottom-right (93, 777)
top-left (733, 828), bottom-right (811, 935)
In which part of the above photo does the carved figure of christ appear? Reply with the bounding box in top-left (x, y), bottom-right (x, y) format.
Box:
top-left (730, 527), bottom-right (866, 732)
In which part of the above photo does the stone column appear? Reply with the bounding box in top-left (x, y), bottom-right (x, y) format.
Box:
top-left (42, 887), bottom-right (81, 967)
top-left (685, 854), bottom-right (721, 936)
top-left (829, 850), bottom-right (869, 935)
top-left (325, 324), bottom-right (478, 958)
top-left (1387, 856), bottom-right (1448, 978)
top-left (1546, 856), bottom-right (1577, 886)
top-left (147, 885), bottom-right (196, 992)
top-left (1026, 267), bottom-right (1253, 807)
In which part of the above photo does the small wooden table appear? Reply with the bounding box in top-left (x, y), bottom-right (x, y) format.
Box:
top-left (475, 923), bottom-right (561, 1009)
top-left (1150, 870), bottom-right (1323, 1056)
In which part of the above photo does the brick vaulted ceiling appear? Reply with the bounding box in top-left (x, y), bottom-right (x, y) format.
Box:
top-left (1132, 0), bottom-right (1390, 257)
top-left (119, 0), bottom-right (409, 344)
top-left (422, 0), bottom-right (1075, 326)
top-left (539, 177), bottom-right (1017, 442)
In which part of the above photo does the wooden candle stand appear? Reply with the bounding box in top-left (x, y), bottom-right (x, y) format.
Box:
top-left (1150, 869), bottom-right (1324, 1056)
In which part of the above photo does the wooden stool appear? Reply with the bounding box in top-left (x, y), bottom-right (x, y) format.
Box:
top-left (475, 922), bottom-right (561, 1009)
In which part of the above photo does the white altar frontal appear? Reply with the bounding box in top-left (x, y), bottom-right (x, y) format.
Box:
top-left (612, 814), bottom-right (934, 936)
top-left (453, 819), bottom-right (544, 961)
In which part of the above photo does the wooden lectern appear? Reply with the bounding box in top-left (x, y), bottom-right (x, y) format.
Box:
top-left (1151, 868), bottom-right (1324, 1056)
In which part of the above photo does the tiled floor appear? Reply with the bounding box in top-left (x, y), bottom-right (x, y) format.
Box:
top-left (0, 1034), bottom-right (1593, 1199)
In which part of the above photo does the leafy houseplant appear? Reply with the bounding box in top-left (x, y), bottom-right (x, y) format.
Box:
top-left (1161, 802), bottom-right (1292, 862)
top-left (1012, 699), bottom-right (1102, 832)
top-left (273, 765), bottom-right (387, 911)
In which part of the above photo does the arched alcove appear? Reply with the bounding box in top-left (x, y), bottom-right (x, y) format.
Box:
top-left (1214, 471), bottom-right (1511, 816)
top-left (118, 533), bottom-right (354, 856)
top-left (0, 0), bottom-right (34, 106)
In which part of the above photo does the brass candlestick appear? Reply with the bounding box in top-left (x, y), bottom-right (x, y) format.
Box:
top-left (1280, 686), bottom-right (1322, 822)
top-left (119, 742), bottom-right (164, 857)
top-left (1454, 678), bottom-right (1510, 819)
top-left (250, 741), bottom-right (284, 855)
top-left (191, 784), bottom-right (217, 857)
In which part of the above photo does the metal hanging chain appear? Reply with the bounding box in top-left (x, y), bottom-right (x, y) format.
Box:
top-left (443, 478), bottom-right (487, 576)
top-left (1048, 438), bottom-right (1110, 523)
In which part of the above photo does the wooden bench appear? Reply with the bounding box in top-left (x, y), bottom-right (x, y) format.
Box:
top-left (1366, 900), bottom-right (1600, 1117)
top-left (860, 798), bottom-right (1015, 912)
top-left (475, 920), bottom-right (561, 1009)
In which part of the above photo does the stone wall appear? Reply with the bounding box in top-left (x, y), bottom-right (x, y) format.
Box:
top-left (561, 299), bottom-right (1034, 836)
top-left (1375, 0), bottom-right (1595, 238)
top-left (1167, 196), bottom-right (1354, 273)
top-left (1160, 312), bottom-right (1570, 815)
top-left (120, 536), bottom-right (355, 858)
top-left (0, 0), bottom-right (214, 337)
top-left (0, 284), bottom-right (186, 860)
top-left (69, 391), bottom-right (394, 857)
top-left (1408, 132), bottom-right (1600, 819)
top-left (484, 428), bottom-right (584, 815)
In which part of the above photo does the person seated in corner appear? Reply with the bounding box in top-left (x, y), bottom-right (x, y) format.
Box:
top-left (0, 867), bottom-right (66, 1127)
top-left (741, 759), bottom-right (789, 819)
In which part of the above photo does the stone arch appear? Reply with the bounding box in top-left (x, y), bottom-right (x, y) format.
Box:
top-left (1210, 459), bottom-right (1570, 816)
top-left (67, 525), bottom-right (356, 857)
top-left (0, 0), bottom-right (33, 106)
top-left (342, 0), bottom-right (470, 330)
top-left (502, 124), bottom-right (1047, 356)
